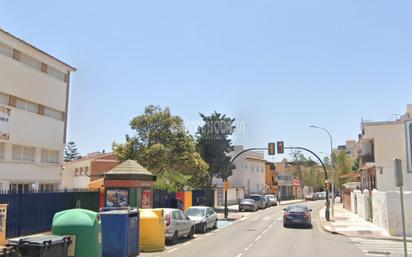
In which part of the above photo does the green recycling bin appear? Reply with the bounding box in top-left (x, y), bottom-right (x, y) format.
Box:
top-left (52, 209), bottom-right (102, 257)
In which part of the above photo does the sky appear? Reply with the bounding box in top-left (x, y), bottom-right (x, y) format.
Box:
top-left (1, 1), bottom-right (411, 161)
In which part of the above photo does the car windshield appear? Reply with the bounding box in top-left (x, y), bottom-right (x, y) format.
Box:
top-left (241, 199), bottom-right (254, 204)
top-left (287, 206), bottom-right (308, 212)
top-left (250, 196), bottom-right (260, 201)
top-left (186, 208), bottom-right (206, 217)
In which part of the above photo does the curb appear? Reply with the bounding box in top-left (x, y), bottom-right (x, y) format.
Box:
top-left (317, 208), bottom-right (412, 243)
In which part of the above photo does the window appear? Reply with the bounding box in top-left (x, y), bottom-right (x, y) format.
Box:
top-left (12, 145), bottom-right (35, 162)
top-left (0, 92), bottom-right (9, 106)
top-left (47, 66), bottom-right (66, 82)
top-left (85, 166), bottom-right (89, 176)
top-left (0, 143), bottom-right (5, 160)
top-left (15, 98), bottom-right (39, 114)
top-left (9, 183), bottom-right (30, 193)
top-left (79, 167), bottom-right (84, 176)
top-left (44, 107), bottom-right (63, 121)
top-left (40, 183), bottom-right (56, 192)
top-left (0, 42), bottom-right (13, 58)
top-left (74, 168), bottom-right (79, 176)
top-left (41, 149), bottom-right (60, 164)
top-left (20, 52), bottom-right (42, 71)
top-left (172, 211), bottom-right (182, 220)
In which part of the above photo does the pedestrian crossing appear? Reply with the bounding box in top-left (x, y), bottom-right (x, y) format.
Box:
top-left (349, 237), bottom-right (411, 257)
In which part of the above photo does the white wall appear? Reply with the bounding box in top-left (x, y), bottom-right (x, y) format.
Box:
top-left (228, 146), bottom-right (266, 195)
top-left (363, 122), bottom-right (412, 191)
top-left (61, 160), bottom-right (92, 189)
top-left (372, 190), bottom-right (412, 236)
top-left (0, 54), bottom-right (67, 112)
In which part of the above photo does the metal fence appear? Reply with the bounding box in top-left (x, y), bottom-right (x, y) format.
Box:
top-left (0, 190), bottom-right (99, 238)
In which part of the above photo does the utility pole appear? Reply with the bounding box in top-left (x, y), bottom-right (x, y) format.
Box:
top-left (310, 125), bottom-right (335, 218)
top-left (394, 159), bottom-right (408, 257)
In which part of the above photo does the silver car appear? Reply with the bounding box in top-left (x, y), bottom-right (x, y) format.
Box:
top-left (185, 206), bottom-right (218, 233)
top-left (163, 208), bottom-right (195, 244)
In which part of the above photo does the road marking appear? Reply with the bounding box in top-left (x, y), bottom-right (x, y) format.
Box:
top-left (236, 254), bottom-right (243, 257)
top-left (255, 235), bottom-right (262, 241)
top-left (195, 237), bottom-right (202, 241)
top-left (167, 248), bottom-right (179, 253)
top-left (262, 229), bottom-right (268, 234)
top-left (268, 224), bottom-right (273, 229)
top-left (244, 247), bottom-right (249, 251)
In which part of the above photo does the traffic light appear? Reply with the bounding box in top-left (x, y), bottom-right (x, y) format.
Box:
top-left (277, 141), bottom-right (284, 154)
top-left (324, 180), bottom-right (329, 191)
top-left (268, 143), bottom-right (275, 155)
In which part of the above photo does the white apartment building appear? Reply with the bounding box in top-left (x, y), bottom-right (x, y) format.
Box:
top-left (213, 145), bottom-right (266, 195)
top-left (0, 28), bottom-right (75, 192)
top-left (360, 104), bottom-right (412, 191)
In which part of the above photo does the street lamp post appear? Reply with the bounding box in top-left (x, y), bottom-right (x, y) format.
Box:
top-left (310, 125), bottom-right (335, 218)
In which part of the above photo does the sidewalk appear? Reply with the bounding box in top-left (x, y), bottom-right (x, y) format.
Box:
top-left (319, 203), bottom-right (412, 242)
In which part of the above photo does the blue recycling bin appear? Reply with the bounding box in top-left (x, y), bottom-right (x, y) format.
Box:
top-left (100, 208), bottom-right (139, 257)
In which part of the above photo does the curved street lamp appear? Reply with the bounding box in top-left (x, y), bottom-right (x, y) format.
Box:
top-left (310, 125), bottom-right (335, 218)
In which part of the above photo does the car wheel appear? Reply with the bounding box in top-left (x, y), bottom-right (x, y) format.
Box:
top-left (213, 220), bottom-right (218, 229)
top-left (188, 226), bottom-right (194, 238)
top-left (202, 223), bottom-right (207, 233)
top-left (172, 231), bottom-right (179, 244)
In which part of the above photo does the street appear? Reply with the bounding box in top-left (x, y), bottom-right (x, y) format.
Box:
top-left (141, 201), bottom-right (366, 257)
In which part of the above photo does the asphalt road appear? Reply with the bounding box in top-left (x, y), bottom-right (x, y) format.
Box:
top-left (141, 201), bottom-right (366, 257)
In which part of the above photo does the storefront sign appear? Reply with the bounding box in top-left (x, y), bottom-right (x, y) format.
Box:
top-left (141, 189), bottom-right (152, 209)
top-left (106, 189), bottom-right (129, 207)
top-left (0, 105), bottom-right (11, 141)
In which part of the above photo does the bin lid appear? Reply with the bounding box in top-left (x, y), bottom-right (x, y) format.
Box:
top-left (100, 208), bottom-right (139, 216)
top-left (8, 235), bottom-right (69, 246)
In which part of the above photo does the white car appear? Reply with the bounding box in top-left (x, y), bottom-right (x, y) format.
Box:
top-left (185, 206), bottom-right (218, 233)
top-left (163, 208), bottom-right (195, 244)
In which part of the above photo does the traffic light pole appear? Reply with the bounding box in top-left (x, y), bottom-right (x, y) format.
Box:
top-left (284, 146), bottom-right (330, 221)
top-left (224, 147), bottom-right (268, 219)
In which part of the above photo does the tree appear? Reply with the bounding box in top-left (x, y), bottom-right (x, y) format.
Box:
top-left (113, 105), bottom-right (208, 190)
top-left (332, 151), bottom-right (355, 189)
top-left (196, 112), bottom-right (236, 188)
top-left (64, 141), bottom-right (81, 161)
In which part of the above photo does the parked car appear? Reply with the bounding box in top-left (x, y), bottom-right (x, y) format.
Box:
top-left (185, 206), bottom-right (217, 233)
top-left (249, 194), bottom-right (267, 209)
top-left (283, 205), bottom-right (312, 228)
top-left (304, 193), bottom-right (315, 201)
top-left (239, 198), bottom-right (259, 212)
top-left (264, 194), bottom-right (278, 206)
top-left (163, 208), bottom-right (195, 244)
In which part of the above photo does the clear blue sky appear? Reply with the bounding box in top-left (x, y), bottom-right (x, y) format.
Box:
top-left (1, 1), bottom-right (411, 160)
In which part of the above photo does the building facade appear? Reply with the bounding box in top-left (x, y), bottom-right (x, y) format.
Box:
top-left (265, 161), bottom-right (278, 194)
top-left (359, 104), bottom-right (412, 192)
top-left (212, 145), bottom-right (266, 195)
top-left (0, 28), bottom-right (75, 192)
top-left (62, 152), bottom-right (119, 189)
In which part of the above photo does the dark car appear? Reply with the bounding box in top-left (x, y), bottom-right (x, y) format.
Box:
top-left (239, 199), bottom-right (259, 212)
top-left (283, 205), bottom-right (312, 228)
top-left (249, 194), bottom-right (267, 209)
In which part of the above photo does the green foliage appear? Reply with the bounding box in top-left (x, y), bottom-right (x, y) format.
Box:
top-left (332, 150), bottom-right (355, 189)
top-left (196, 112), bottom-right (236, 187)
top-left (288, 151), bottom-right (324, 192)
top-left (64, 141), bottom-right (81, 162)
top-left (113, 105), bottom-right (208, 191)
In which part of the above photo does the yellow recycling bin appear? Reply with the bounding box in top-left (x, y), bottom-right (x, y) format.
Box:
top-left (139, 209), bottom-right (165, 252)
top-left (0, 204), bottom-right (8, 245)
